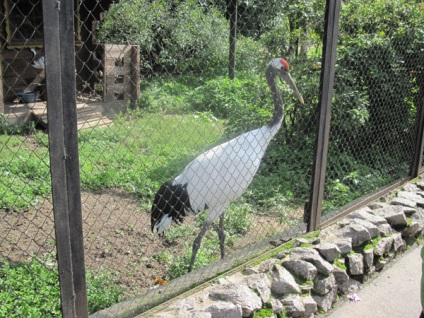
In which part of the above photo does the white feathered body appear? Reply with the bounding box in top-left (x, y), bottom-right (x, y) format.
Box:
top-left (151, 121), bottom-right (281, 234)
top-left (175, 124), bottom-right (279, 212)
top-left (151, 58), bottom-right (303, 238)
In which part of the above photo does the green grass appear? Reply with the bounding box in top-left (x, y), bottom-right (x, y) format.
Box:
top-left (0, 256), bottom-right (125, 317)
top-left (163, 235), bottom-right (220, 279)
top-left (253, 308), bottom-right (274, 318)
top-left (0, 111), bottom-right (225, 211)
top-left (0, 132), bottom-right (50, 211)
top-left (78, 111), bottom-right (225, 197)
top-left (334, 257), bottom-right (347, 270)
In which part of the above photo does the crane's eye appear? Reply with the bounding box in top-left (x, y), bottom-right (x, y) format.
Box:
top-left (280, 59), bottom-right (290, 71)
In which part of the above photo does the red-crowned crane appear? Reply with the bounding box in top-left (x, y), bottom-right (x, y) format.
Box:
top-left (151, 58), bottom-right (304, 272)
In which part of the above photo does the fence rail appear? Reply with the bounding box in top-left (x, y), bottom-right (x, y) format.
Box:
top-left (0, 0), bottom-right (423, 317)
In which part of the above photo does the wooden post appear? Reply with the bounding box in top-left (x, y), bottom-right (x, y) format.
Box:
top-left (306, 0), bottom-right (341, 232)
top-left (228, 0), bottom-right (237, 79)
top-left (42, 0), bottom-right (88, 317)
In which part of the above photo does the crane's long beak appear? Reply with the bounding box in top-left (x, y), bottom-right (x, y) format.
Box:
top-left (281, 72), bottom-right (305, 105)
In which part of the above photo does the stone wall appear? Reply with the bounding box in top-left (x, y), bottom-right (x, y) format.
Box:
top-left (150, 181), bottom-right (424, 318)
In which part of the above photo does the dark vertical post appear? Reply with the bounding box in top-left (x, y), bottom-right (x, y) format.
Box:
top-left (410, 74), bottom-right (424, 178)
top-left (228, 0), bottom-right (237, 79)
top-left (42, 0), bottom-right (88, 317)
top-left (306, 0), bottom-right (341, 232)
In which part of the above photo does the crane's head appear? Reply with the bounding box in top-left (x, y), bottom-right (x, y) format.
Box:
top-left (268, 58), bottom-right (304, 105)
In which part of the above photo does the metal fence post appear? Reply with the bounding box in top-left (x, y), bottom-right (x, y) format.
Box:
top-left (42, 0), bottom-right (88, 317)
top-left (228, 0), bottom-right (237, 79)
top-left (306, 0), bottom-right (341, 232)
top-left (410, 73), bottom-right (424, 178)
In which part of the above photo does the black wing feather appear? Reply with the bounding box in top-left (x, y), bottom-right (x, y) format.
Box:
top-left (151, 180), bottom-right (192, 232)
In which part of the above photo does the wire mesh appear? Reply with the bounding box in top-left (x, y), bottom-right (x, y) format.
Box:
top-left (0, 0), bottom-right (423, 317)
top-left (75, 0), bottom-right (317, 312)
top-left (322, 0), bottom-right (424, 216)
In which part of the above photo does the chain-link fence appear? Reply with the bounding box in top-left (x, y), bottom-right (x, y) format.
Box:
top-left (320, 0), bottom-right (424, 223)
top-left (0, 0), bottom-right (423, 317)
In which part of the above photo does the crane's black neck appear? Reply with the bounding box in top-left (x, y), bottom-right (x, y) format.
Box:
top-left (266, 66), bottom-right (284, 128)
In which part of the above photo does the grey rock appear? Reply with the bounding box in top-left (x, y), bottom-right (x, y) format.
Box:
top-left (209, 284), bottom-right (262, 317)
top-left (255, 258), bottom-right (281, 273)
top-left (375, 257), bottom-right (387, 271)
top-left (347, 253), bottom-right (364, 275)
top-left (246, 273), bottom-right (271, 303)
top-left (409, 208), bottom-right (424, 234)
top-left (416, 181), bottom-right (424, 190)
top-left (320, 224), bottom-right (340, 240)
top-left (374, 237), bottom-right (394, 257)
top-left (170, 296), bottom-right (196, 312)
top-left (290, 247), bottom-right (334, 276)
top-left (320, 226), bottom-right (352, 254)
top-left (403, 183), bottom-right (419, 192)
top-left (312, 287), bottom-right (337, 312)
top-left (339, 278), bottom-right (361, 295)
top-left (416, 208), bottom-right (424, 220)
top-left (332, 265), bottom-right (349, 288)
top-left (349, 209), bottom-right (388, 226)
top-left (334, 237), bottom-right (353, 255)
top-left (303, 295), bottom-right (318, 317)
top-left (340, 223), bottom-right (371, 247)
top-left (242, 267), bottom-right (258, 275)
top-left (299, 282), bottom-right (314, 294)
top-left (204, 301), bottom-right (242, 318)
top-left (363, 248), bottom-right (374, 271)
top-left (378, 223), bottom-right (393, 237)
top-left (356, 206), bottom-right (373, 213)
top-left (270, 299), bottom-right (284, 315)
top-left (391, 197), bottom-right (417, 208)
top-left (415, 211), bottom-right (424, 225)
top-left (403, 222), bottom-right (421, 238)
top-left (402, 206), bottom-right (417, 217)
top-left (274, 251), bottom-right (288, 260)
top-left (314, 243), bottom-right (341, 263)
top-left (350, 219), bottom-right (380, 239)
top-left (392, 232), bottom-right (405, 252)
top-left (216, 278), bottom-right (228, 285)
top-left (313, 274), bottom-right (336, 295)
top-left (368, 265), bottom-right (376, 275)
top-left (397, 191), bottom-right (424, 207)
top-left (373, 205), bottom-right (407, 227)
top-left (156, 311), bottom-right (212, 318)
top-left (282, 259), bottom-right (318, 282)
top-left (270, 264), bottom-right (301, 295)
top-left (282, 295), bottom-right (305, 318)
top-left (187, 313), bottom-right (212, 318)
top-left (293, 237), bottom-right (320, 248)
top-left (402, 206), bottom-right (417, 216)
top-left (368, 202), bottom-right (388, 210)
top-left (386, 251), bottom-right (396, 263)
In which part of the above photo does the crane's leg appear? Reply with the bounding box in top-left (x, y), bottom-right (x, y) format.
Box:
top-left (217, 213), bottom-right (225, 259)
top-left (188, 219), bottom-right (212, 272)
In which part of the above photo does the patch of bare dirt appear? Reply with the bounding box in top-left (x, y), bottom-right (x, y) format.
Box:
top-left (0, 189), bottom-right (302, 298)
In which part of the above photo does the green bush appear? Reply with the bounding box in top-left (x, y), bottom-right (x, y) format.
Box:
top-left (189, 72), bottom-right (272, 131)
top-left (158, 1), bottom-right (228, 74)
top-left (96, 0), bottom-right (166, 72)
top-left (97, 0), bottom-right (229, 74)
